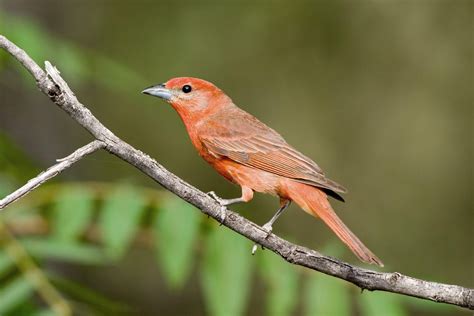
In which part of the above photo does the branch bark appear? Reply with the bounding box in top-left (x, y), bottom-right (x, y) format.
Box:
top-left (0, 140), bottom-right (104, 209)
top-left (1, 35), bottom-right (472, 310)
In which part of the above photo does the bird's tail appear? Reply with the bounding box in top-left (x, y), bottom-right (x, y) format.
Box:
top-left (285, 180), bottom-right (384, 267)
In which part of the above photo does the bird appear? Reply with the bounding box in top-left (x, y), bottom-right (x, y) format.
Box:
top-left (142, 77), bottom-right (383, 266)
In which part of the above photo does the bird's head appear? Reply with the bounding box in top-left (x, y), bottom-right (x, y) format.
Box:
top-left (142, 77), bottom-right (230, 117)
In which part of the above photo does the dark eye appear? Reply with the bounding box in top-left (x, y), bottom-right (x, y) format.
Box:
top-left (182, 85), bottom-right (192, 93)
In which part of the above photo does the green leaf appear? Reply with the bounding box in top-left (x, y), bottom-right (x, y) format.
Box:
top-left (359, 291), bottom-right (407, 316)
top-left (201, 226), bottom-right (253, 316)
top-left (51, 186), bottom-right (94, 241)
top-left (153, 195), bottom-right (201, 288)
top-left (98, 186), bottom-right (146, 260)
top-left (303, 241), bottom-right (350, 316)
top-left (21, 239), bottom-right (107, 264)
top-left (0, 276), bottom-right (35, 314)
top-left (0, 252), bottom-right (14, 279)
top-left (49, 274), bottom-right (131, 315)
top-left (30, 309), bottom-right (57, 316)
top-left (304, 272), bottom-right (350, 316)
top-left (6, 301), bottom-right (39, 316)
top-left (258, 250), bottom-right (299, 316)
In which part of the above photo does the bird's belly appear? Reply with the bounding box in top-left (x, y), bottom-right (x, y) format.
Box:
top-left (210, 159), bottom-right (282, 196)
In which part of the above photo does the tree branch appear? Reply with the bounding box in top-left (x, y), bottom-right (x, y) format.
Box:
top-left (0, 140), bottom-right (104, 209)
top-left (0, 34), bottom-right (472, 310)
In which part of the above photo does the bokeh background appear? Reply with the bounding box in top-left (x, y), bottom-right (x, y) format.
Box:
top-left (0, 1), bottom-right (472, 315)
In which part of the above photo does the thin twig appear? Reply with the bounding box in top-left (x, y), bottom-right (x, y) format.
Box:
top-left (0, 34), bottom-right (472, 310)
top-left (0, 140), bottom-right (104, 210)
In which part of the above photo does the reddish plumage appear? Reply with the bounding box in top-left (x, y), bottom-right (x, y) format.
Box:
top-left (144, 77), bottom-right (383, 266)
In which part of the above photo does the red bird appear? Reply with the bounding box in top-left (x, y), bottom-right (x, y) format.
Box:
top-left (143, 77), bottom-right (383, 266)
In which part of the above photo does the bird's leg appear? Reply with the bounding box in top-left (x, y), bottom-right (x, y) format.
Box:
top-left (252, 199), bottom-right (291, 255)
top-left (261, 200), bottom-right (291, 236)
top-left (207, 191), bottom-right (247, 206)
top-left (207, 186), bottom-right (253, 225)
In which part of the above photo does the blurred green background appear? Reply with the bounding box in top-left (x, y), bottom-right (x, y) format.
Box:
top-left (0, 0), bottom-right (472, 315)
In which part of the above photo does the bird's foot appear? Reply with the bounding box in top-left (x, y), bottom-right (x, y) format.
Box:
top-left (218, 205), bottom-right (226, 225)
top-left (207, 191), bottom-right (227, 205)
top-left (207, 192), bottom-right (227, 225)
top-left (207, 191), bottom-right (221, 202)
top-left (251, 223), bottom-right (273, 255)
top-left (207, 191), bottom-right (242, 206)
top-left (261, 223), bottom-right (273, 237)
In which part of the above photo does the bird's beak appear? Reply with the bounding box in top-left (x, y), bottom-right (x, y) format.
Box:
top-left (142, 84), bottom-right (173, 101)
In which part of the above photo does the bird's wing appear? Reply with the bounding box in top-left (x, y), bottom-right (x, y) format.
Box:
top-left (199, 110), bottom-right (347, 196)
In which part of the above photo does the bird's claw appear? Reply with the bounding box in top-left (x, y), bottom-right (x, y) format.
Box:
top-left (207, 190), bottom-right (219, 200)
top-left (207, 191), bottom-right (225, 205)
top-left (261, 223), bottom-right (273, 238)
top-left (251, 223), bottom-right (273, 255)
top-left (207, 191), bottom-right (227, 225)
top-left (218, 205), bottom-right (226, 225)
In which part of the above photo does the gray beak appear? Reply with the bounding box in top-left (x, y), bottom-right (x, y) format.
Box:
top-left (142, 84), bottom-right (173, 101)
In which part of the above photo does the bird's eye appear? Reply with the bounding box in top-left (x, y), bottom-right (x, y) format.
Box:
top-left (182, 85), bottom-right (192, 93)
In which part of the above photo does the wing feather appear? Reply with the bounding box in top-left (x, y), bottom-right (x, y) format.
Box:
top-left (199, 109), bottom-right (347, 196)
